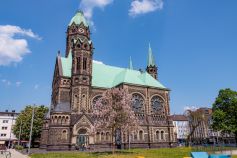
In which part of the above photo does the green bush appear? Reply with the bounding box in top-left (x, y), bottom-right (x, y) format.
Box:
top-left (15, 145), bottom-right (24, 150)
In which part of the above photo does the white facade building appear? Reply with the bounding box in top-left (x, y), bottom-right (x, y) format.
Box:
top-left (0, 111), bottom-right (19, 146)
top-left (171, 115), bottom-right (189, 144)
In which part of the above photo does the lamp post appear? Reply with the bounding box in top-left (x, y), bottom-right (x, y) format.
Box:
top-left (28, 105), bottom-right (35, 155)
top-left (18, 119), bottom-right (22, 146)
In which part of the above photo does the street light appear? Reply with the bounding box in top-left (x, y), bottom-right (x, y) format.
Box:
top-left (18, 119), bottom-right (22, 146)
top-left (28, 105), bottom-right (35, 155)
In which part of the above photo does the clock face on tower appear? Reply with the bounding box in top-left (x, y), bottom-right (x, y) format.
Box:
top-left (79, 28), bottom-right (84, 33)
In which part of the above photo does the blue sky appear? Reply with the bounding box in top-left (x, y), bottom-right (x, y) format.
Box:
top-left (0, 0), bottom-right (237, 114)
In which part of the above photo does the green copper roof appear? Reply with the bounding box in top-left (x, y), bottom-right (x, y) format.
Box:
top-left (61, 50), bottom-right (72, 77)
top-left (69, 11), bottom-right (89, 27)
top-left (59, 53), bottom-right (166, 89)
top-left (148, 43), bottom-right (156, 66)
top-left (129, 56), bottom-right (133, 70)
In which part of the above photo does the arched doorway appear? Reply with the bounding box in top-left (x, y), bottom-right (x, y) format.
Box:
top-left (76, 128), bottom-right (89, 149)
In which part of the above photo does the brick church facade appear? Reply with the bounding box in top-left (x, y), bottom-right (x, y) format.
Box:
top-left (40, 11), bottom-right (176, 151)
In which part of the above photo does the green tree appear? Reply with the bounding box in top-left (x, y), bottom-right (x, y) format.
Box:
top-left (13, 105), bottom-right (48, 143)
top-left (212, 88), bottom-right (237, 146)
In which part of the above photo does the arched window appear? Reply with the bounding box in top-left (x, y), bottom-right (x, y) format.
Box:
top-left (62, 116), bottom-right (66, 124)
top-left (62, 130), bottom-right (67, 140)
top-left (151, 96), bottom-right (165, 114)
top-left (83, 57), bottom-right (87, 70)
top-left (92, 95), bottom-right (102, 108)
top-left (132, 93), bottom-right (145, 113)
top-left (101, 132), bottom-right (105, 141)
top-left (139, 130), bottom-right (143, 140)
top-left (161, 131), bottom-right (164, 140)
top-left (58, 116), bottom-right (61, 124)
top-left (106, 132), bottom-right (110, 141)
top-left (156, 131), bottom-right (159, 140)
top-left (54, 116), bottom-right (57, 124)
top-left (96, 132), bottom-right (100, 142)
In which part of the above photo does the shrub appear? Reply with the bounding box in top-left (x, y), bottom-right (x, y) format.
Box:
top-left (15, 145), bottom-right (24, 150)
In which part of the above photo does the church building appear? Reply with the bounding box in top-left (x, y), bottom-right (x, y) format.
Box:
top-left (40, 11), bottom-right (176, 151)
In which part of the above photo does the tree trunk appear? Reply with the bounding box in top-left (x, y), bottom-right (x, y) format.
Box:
top-left (235, 132), bottom-right (237, 147)
top-left (111, 128), bottom-right (115, 154)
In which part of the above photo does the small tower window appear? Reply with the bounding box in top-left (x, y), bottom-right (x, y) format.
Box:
top-left (77, 57), bottom-right (80, 70)
top-left (83, 57), bottom-right (87, 70)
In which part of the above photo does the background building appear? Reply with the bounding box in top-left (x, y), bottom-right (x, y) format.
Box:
top-left (171, 115), bottom-right (189, 145)
top-left (0, 110), bottom-right (19, 147)
top-left (190, 107), bottom-right (235, 145)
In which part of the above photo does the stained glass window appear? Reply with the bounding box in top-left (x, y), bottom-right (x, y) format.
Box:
top-left (151, 96), bottom-right (164, 114)
top-left (132, 94), bottom-right (145, 113)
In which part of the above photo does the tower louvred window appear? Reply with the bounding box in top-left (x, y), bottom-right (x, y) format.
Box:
top-left (83, 57), bottom-right (87, 70)
top-left (77, 57), bottom-right (80, 70)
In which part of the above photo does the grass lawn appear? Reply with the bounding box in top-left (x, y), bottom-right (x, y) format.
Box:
top-left (31, 148), bottom-right (191, 158)
top-left (30, 147), bottom-right (237, 158)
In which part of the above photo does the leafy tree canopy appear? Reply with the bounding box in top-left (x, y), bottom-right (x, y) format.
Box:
top-left (13, 105), bottom-right (48, 142)
top-left (212, 88), bottom-right (237, 145)
top-left (212, 89), bottom-right (237, 132)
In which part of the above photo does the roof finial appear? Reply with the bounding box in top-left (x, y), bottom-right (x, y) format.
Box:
top-left (147, 43), bottom-right (156, 67)
top-left (129, 56), bottom-right (133, 70)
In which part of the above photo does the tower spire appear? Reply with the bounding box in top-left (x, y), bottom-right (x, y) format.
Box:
top-left (148, 43), bottom-right (156, 67)
top-left (146, 43), bottom-right (158, 80)
top-left (129, 56), bottom-right (133, 70)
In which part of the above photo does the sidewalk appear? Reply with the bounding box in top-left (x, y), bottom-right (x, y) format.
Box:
top-left (8, 149), bottom-right (29, 158)
top-left (216, 150), bottom-right (237, 155)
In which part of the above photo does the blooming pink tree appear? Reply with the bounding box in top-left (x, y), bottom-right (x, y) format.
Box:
top-left (93, 88), bottom-right (139, 150)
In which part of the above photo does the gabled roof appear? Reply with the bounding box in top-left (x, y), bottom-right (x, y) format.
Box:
top-left (59, 53), bottom-right (166, 89)
top-left (171, 115), bottom-right (188, 121)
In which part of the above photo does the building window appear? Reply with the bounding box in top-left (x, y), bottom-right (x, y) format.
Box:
top-left (92, 95), bottom-right (102, 108)
top-left (156, 131), bottom-right (159, 140)
top-left (161, 131), bottom-right (164, 140)
top-left (96, 132), bottom-right (100, 142)
top-left (62, 130), bottom-right (67, 140)
top-left (0, 134), bottom-right (7, 137)
top-left (139, 130), bottom-right (143, 140)
top-left (83, 57), bottom-right (87, 70)
top-left (151, 96), bottom-right (164, 114)
top-left (101, 132), bottom-right (105, 141)
top-left (77, 57), bottom-right (80, 70)
top-left (106, 132), bottom-right (110, 141)
top-left (132, 93), bottom-right (145, 113)
top-left (3, 120), bottom-right (8, 123)
top-left (1, 127), bottom-right (7, 130)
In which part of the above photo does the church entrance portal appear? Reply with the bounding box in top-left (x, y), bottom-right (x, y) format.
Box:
top-left (76, 128), bottom-right (89, 150)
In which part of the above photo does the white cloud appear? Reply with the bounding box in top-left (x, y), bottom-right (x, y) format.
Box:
top-left (93, 60), bottom-right (104, 64)
top-left (79, 0), bottom-right (113, 27)
top-left (129, 0), bottom-right (163, 17)
top-left (1, 79), bottom-right (11, 86)
top-left (184, 106), bottom-right (198, 111)
top-left (16, 81), bottom-right (22, 87)
top-left (0, 25), bottom-right (41, 66)
top-left (34, 84), bottom-right (39, 90)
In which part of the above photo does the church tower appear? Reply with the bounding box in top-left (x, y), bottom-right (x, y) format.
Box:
top-left (67, 11), bottom-right (93, 113)
top-left (146, 44), bottom-right (158, 80)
